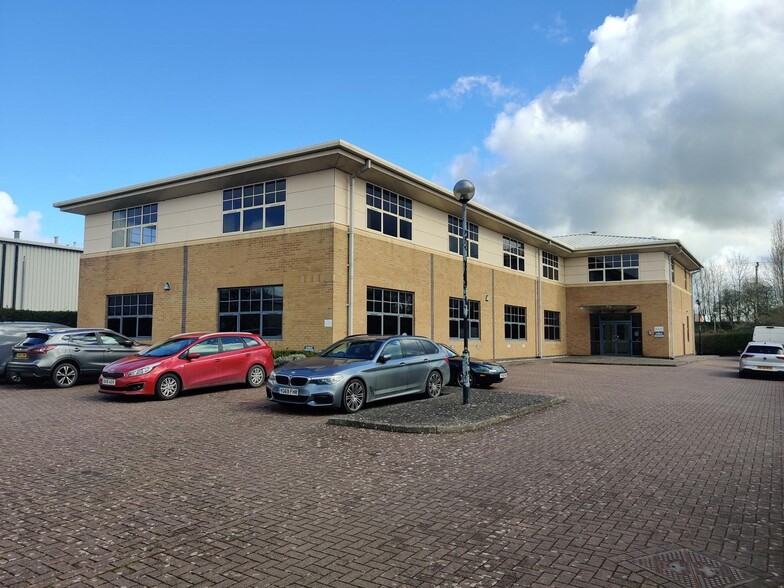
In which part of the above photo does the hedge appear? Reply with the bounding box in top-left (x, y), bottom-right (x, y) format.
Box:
top-left (0, 309), bottom-right (77, 327)
top-left (698, 330), bottom-right (754, 356)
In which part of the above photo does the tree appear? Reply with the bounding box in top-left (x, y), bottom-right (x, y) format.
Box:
top-left (768, 218), bottom-right (784, 307)
top-left (725, 252), bottom-right (751, 325)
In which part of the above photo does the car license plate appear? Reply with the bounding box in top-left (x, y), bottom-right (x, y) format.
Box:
top-left (758, 366), bottom-right (772, 370)
top-left (102, 378), bottom-right (116, 386)
top-left (278, 387), bottom-right (299, 396)
top-left (500, 372), bottom-right (507, 379)
top-left (14, 352), bottom-right (27, 359)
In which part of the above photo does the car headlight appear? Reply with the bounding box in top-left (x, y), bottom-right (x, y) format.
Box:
top-left (127, 363), bottom-right (160, 376)
top-left (473, 366), bottom-right (491, 373)
top-left (311, 374), bottom-right (345, 385)
top-left (269, 370), bottom-right (277, 381)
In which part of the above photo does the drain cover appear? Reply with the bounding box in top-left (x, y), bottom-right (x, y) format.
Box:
top-left (630, 549), bottom-right (755, 587)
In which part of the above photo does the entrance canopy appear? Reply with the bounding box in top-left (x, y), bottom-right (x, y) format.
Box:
top-left (579, 305), bottom-right (638, 313)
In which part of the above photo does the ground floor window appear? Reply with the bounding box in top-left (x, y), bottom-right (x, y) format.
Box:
top-left (367, 287), bottom-right (414, 335)
top-left (218, 285), bottom-right (283, 339)
top-left (449, 297), bottom-right (480, 339)
top-left (107, 293), bottom-right (153, 339)
top-left (504, 305), bottom-right (527, 339)
top-left (544, 310), bottom-right (561, 341)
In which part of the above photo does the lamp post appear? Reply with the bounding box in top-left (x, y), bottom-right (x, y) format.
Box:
top-left (453, 179), bottom-right (475, 405)
top-left (695, 298), bottom-right (702, 355)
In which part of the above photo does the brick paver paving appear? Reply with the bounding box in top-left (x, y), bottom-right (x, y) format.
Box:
top-left (0, 357), bottom-right (781, 587)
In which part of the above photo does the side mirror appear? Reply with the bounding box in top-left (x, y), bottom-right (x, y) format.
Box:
top-left (378, 354), bottom-right (392, 363)
top-left (122, 340), bottom-right (133, 347)
top-left (187, 352), bottom-right (201, 360)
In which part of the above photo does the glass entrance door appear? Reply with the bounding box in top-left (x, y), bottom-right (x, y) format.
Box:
top-left (600, 321), bottom-right (632, 355)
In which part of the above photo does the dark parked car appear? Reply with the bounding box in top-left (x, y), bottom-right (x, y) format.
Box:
top-left (439, 343), bottom-right (507, 388)
top-left (267, 334), bottom-right (450, 413)
top-left (99, 332), bottom-right (274, 400)
top-left (8, 328), bottom-right (146, 388)
top-left (0, 322), bottom-right (68, 384)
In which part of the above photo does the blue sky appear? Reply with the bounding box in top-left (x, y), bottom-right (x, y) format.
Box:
top-left (2, 0), bottom-right (782, 269)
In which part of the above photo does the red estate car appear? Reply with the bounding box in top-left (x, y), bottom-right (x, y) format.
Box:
top-left (99, 332), bottom-right (273, 400)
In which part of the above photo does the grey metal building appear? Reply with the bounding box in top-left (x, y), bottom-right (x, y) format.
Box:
top-left (0, 232), bottom-right (82, 311)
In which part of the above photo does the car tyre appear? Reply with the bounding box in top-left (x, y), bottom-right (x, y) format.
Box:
top-left (155, 374), bottom-right (181, 400)
top-left (342, 379), bottom-right (366, 413)
top-left (5, 370), bottom-right (21, 385)
top-left (456, 371), bottom-right (474, 388)
top-left (426, 370), bottom-right (444, 398)
top-left (52, 362), bottom-right (79, 388)
top-left (246, 364), bottom-right (267, 388)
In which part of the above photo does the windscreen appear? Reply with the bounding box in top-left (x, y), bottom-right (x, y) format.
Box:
top-left (320, 339), bottom-right (382, 360)
top-left (140, 338), bottom-right (198, 358)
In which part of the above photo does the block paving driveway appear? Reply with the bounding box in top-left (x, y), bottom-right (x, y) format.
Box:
top-left (0, 357), bottom-right (781, 587)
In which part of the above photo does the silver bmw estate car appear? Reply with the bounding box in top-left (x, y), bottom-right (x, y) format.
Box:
top-left (266, 334), bottom-right (450, 412)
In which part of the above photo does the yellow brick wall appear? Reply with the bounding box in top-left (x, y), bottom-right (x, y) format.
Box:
top-left (78, 226), bottom-right (338, 350)
top-left (565, 282), bottom-right (673, 358)
top-left (78, 224), bottom-right (688, 359)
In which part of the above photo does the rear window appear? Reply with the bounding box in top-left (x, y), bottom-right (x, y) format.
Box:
top-left (20, 334), bottom-right (51, 347)
top-left (746, 345), bottom-right (783, 354)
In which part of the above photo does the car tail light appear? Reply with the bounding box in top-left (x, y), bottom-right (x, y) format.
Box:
top-left (28, 346), bottom-right (57, 355)
top-left (741, 353), bottom-right (754, 358)
top-left (777, 355), bottom-right (784, 360)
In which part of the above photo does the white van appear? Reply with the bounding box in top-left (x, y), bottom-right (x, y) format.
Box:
top-left (753, 325), bottom-right (784, 344)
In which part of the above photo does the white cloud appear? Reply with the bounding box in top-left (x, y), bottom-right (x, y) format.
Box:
top-left (450, 0), bottom-right (784, 265)
top-left (0, 192), bottom-right (44, 241)
top-left (429, 75), bottom-right (517, 107)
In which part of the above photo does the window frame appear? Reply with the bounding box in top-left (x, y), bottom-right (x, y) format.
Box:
top-left (366, 287), bottom-right (414, 336)
top-left (504, 304), bottom-right (527, 340)
top-left (542, 251), bottom-right (560, 281)
top-left (588, 253), bottom-right (639, 282)
top-left (544, 310), bottom-right (561, 341)
top-left (365, 183), bottom-right (413, 240)
top-left (218, 285), bottom-right (283, 339)
top-left (448, 214), bottom-right (479, 259)
top-left (222, 179), bottom-right (286, 234)
top-left (107, 293), bottom-right (154, 339)
top-left (503, 236), bottom-right (525, 272)
top-left (449, 297), bottom-right (480, 340)
top-left (111, 204), bottom-right (158, 248)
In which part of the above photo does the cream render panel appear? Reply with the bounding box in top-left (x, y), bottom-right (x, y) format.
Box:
top-left (563, 251), bottom-right (669, 284)
top-left (287, 170), bottom-right (338, 227)
top-left (157, 191), bottom-right (223, 244)
top-left (83, 212), bottom-right (113, 254)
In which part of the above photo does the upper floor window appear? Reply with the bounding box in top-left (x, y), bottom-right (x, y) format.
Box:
top-left (112, 204), bottom-right (158, 248)
top-left (448, 215), bottom-right (479, 258)
top-left (588, 253), bottom-right (639, 282)
top-left (542, 251), bottom-right (559, 280)
top-left (503, 236), bottom-right (525, 271)
top-left (107, 293), bottom-right (153, 339)
top-left (223, 179), bottom-right (286, 234)
top-left (449, 297), bottom-right (480, 339)
top-left (366, 184), bottom-right (412, 240)
top-left (671, 258), bottom-right (675, 282)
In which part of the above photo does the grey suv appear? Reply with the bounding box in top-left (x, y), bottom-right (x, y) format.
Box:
top-left (8, 328), bottom-right (146, 388)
